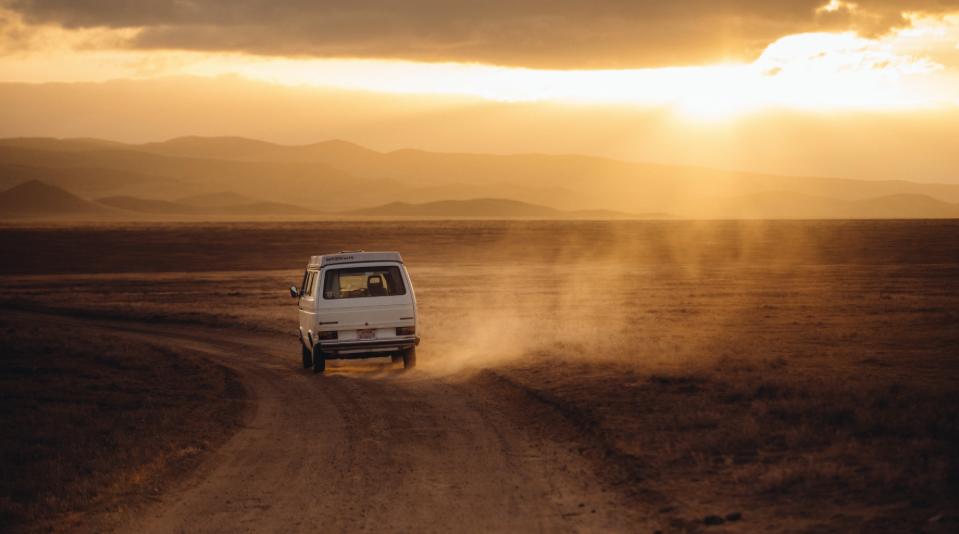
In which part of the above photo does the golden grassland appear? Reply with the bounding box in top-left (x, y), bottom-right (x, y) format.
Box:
top-left (1, 220), bottom-right (957, 532)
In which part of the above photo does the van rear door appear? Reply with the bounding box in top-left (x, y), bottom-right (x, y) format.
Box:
top-left (316, 263), bottom-right (415, 332)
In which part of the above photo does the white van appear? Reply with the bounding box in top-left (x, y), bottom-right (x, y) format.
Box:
top-left (290, 251), bottom-right (419, 373)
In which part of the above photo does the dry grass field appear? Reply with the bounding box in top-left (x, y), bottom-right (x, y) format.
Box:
top-left (1, 220), bottom-right (957, 533)
top-left (0, 314), bottom-right (247, 534)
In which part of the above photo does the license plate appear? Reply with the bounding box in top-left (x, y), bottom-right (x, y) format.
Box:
top-left (357, 329), bottom-right (376, 340)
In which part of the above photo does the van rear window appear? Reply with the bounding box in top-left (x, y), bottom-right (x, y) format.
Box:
top-left (323, 266), bottom-right (407, 299)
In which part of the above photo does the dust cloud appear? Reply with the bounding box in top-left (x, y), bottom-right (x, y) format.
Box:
top-left (410, 223), bottom-right (809, 376)
top-left (397, 219), bottom-right (956, 379)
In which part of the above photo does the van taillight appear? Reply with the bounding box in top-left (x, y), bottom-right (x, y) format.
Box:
top-left (316, 331), bottom-right (338, 340)
top-left (396, 326), bottom-right (415, 336)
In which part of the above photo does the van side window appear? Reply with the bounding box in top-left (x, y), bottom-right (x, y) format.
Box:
top-left (305, 271), bottom-right (317, 297)
top-left (301, 271), bottom-right (309, 294)
top-left (310, 271), bottom-right (320, 297)
top-left (323, 266), bottom-right (407, 299)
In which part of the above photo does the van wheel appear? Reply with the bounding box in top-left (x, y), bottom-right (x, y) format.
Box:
top-left (403, 347), bottom-right (416, 369)
top-left (301, 345), bottom-right (313, 368)
top-left (313, 350), bottom-right (326, 373)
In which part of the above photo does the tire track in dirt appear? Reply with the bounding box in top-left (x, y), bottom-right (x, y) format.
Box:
top-left (7, 311), bottom-right (655, 533)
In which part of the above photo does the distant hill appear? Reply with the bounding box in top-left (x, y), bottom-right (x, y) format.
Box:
top-left (177, 191), bottom-right (256, 207)
top-left (0, 136), bottom-right (382, 167)
top-left (133, 136), bottom-right (282, 160)
top-left (225, 138), bottom-right (384, 166)
top-left (694, 191), bottom-right (959, 219)
top-left (409, 182), bottom-right (597, 211)
top-left (96, 196), bottom-right (202, 215)
top-left (2, 136), bottom-right (958, 219)
top-left (0, 144), bottom-right (385, 210)
top-left (344, 199), bottom-right (564, 218)
top-left (215, 202), bottom-right (319, 216)
top-left (568, 209), bottom-right (672, 219)
top-left (345, 149), bottom-right (959, 207)
top-left (852, 194), bottom-right (959, 219)
top-left (0, 163), bottom-right (186, 199)
top-left (0, 180), bottom-right (109, 215)
top-left (0, 180), bottom-right (320, 219)
top-left (184, 136), bottom-right (959, 206)
top-left (0, 137), bottom-right (128, 153)
top-left (342, 198), bottom-right (646, 218)
top-left (343, 193), bottom-right (959, 219)
top-left (97, 196), bottom-right (319, 216)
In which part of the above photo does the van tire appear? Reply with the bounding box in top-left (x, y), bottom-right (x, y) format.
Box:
top-left (403, 347), bottom-right (416, 369)
top-left (301, 345), bottom-right (313, 368)
top-left (313, 350), bottom-right (326, 373)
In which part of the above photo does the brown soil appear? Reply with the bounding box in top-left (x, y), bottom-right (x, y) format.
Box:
top-left (0, 314), bottom-right (248, 534)
top-left (1, 220), bottom-right (957, 533)
top-left (2, 219), bottom-right (959, 276)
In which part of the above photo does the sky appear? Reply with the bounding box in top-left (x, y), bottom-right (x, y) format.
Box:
top-left (1, 0), bottom-right (958, 182)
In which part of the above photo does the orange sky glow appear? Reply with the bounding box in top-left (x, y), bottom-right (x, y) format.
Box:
top-left (1, 2), bottom-right (958, 182)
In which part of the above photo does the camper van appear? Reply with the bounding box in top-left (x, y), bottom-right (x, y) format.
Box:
top-left (290, 251), bottom-right (419, 373)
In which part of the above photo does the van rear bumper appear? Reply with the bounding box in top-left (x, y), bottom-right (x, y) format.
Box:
top-left (316, 336), bottom-right (419, 354)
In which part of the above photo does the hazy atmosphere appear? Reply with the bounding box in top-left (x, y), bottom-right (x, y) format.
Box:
top-left (1, 1), bottom-right (958, 534)
top-left (2, 0), bottom-right (959, 184)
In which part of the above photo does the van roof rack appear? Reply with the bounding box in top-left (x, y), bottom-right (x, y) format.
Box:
top-left (339, 250), bottom-right (364, 253)
top-left (310, 252), bottom-right (403, 268)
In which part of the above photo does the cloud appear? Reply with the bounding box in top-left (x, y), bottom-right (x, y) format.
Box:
top-left (3, 0), bottom-right (959, 68)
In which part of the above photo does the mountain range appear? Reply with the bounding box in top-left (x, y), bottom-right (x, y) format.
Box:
top-left (1, 136), bottom-right (958, 219)
top-left (0, 180), bottom-right (321, 219)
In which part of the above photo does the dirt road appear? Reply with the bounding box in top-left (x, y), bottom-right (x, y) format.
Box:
top-left (29, 313), bottom-right (650, 534)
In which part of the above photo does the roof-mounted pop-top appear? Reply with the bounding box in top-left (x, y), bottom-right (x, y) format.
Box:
top-left (309, 251), bottom-right (403, 269)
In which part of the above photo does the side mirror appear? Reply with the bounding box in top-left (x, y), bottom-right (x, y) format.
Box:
top-left (290, 286), bottom-right (299, 298)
